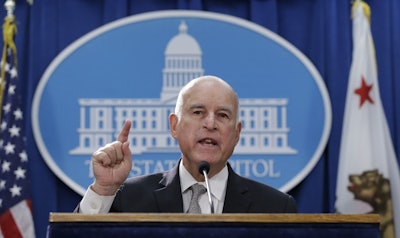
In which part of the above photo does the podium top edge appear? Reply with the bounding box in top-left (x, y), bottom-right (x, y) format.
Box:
top-left (49, 213), bottom-right (380, 224)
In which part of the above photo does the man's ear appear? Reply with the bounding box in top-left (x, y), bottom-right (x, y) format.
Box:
top-left (169, 113), bottom-right (178, 138)
top-left (235, 121), bottom-right (242, 145)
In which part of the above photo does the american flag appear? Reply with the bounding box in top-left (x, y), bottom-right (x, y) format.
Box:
top-left (0, 16), bottom-right (36, 238)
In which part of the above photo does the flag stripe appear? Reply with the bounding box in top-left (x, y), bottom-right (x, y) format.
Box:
top-left (10, 200), bottom-right (35, 238)
top-left (0, 209), bottom-right (23, 238)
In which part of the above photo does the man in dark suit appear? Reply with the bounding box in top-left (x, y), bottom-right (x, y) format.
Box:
top-left (77, 75), bottom-right (297, 214)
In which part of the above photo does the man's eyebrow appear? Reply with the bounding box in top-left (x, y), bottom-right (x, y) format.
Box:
top-left (188, 104), bottom-right (205, 110)
top-left (187, 104), bottom-right (234, 116)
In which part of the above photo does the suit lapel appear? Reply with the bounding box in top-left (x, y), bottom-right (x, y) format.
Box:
top-left (223, 164), bottom-right (252, 213)
top-left (154, 162), bottom-right (184, 212)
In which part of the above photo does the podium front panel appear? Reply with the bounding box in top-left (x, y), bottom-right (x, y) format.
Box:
top-left (47, 213), bottom-right (381, 238)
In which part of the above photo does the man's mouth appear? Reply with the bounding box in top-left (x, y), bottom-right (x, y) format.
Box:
top-left (199, 138), bottom-right (217, 146)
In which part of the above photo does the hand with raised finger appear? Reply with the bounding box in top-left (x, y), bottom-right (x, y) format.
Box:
top-left (91, 120), bottom-right (133, 195)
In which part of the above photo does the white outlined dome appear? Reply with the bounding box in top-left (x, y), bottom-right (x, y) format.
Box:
top-left (161, 21), bottom-right (204, 101)
top-left (165, 21), bottom-right (202, 55)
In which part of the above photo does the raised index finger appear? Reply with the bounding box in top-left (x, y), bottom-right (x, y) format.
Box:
top-left (117, 120), bottom-right (132, 143)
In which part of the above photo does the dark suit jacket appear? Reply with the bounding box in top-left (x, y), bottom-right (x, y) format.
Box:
top-left (110, 162), bottom-right (297, 213)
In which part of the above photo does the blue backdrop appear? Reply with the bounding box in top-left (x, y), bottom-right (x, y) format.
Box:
top-left (2, 0), bottom-right (400, 237)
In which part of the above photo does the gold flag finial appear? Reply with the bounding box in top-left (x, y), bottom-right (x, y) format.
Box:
top-left (0, 0), bottom-right (18, 120)
top-left (352, 1), bottom-right (371, 23)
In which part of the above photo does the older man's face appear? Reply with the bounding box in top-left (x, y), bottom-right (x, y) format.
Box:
top-left (170, 79), bottom-right (241, 178)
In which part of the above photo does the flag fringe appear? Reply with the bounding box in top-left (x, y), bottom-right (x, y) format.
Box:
top-left (0, 15), bottom-right (17, 120)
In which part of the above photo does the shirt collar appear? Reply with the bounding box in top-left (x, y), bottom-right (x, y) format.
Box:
top-left (179, 160), bottom-right (228, 201)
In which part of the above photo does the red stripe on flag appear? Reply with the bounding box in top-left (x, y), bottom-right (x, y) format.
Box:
top-left (0, 209), bottom-right (23, 238)
top-left (26, 199), bottom-right (33, 212)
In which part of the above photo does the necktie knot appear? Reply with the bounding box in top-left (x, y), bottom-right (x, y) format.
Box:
top-left (187, 183), bottom-right (207, 213)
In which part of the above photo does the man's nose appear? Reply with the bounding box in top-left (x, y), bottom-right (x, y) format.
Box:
top-left (203, 113), bottom-right (217, 130)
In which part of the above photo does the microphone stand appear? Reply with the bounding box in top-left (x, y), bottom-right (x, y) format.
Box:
top-left (199, 161), bottom-right (215, 214)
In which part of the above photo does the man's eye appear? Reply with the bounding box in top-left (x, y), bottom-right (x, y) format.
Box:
top-left (219, 113), bottom-right (229, 118)
top-left (193, 110), bottom-right (202, 115)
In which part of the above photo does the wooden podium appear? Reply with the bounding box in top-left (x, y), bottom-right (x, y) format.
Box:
top-left (47, 213), bottom-right (380, 238)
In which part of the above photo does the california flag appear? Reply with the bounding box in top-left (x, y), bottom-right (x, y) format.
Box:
top-left (335, 2), bottom-right (400, 238)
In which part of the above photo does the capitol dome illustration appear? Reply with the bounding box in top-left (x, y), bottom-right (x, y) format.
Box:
top-left (161, 21), bottom-right (204, 101)
top-left (165, 21), bottom-right (202, 55)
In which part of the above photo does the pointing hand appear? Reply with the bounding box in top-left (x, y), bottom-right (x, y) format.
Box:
top-left (90, 120), bottom-right (132, 195)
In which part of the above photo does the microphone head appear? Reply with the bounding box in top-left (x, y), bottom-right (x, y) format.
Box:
top-left (198, 161), bottom-right (210, 174)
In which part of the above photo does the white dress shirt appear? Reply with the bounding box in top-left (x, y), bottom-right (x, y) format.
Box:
top-left (79, 185), bottom-right (115, 214)
top-left (179, 161), bottom-right (228, 214)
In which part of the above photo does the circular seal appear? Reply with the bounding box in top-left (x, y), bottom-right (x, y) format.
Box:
top-left (32, 10), bottom-right (331, 195)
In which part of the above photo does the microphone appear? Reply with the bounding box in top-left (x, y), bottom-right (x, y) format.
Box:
top-left (198, 161), bottom-right (215, 214)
